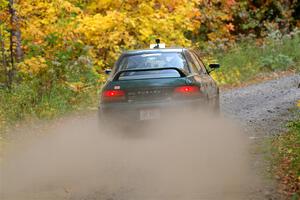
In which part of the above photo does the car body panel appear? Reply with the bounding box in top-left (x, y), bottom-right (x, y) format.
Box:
top-left (99, 48), bottom-right (220, 123)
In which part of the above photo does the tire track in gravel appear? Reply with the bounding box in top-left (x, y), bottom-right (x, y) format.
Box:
top-left (221, 74), bottom-right (300, 137)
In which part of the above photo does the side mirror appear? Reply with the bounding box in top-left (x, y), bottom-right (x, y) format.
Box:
top-left (208, 63), bottom-right (220, 74)
top-left (104, 68), bottom-right (112, 75)
top-left (209, 63), bottom-right (220, 69)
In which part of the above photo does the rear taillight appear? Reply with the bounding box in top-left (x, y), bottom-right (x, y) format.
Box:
top-left (102, 90), bottom-right (126, 102)
top-left (174, 86), bottom-right (200, 94)
top-left (173, 85), bottom-right (201, 99)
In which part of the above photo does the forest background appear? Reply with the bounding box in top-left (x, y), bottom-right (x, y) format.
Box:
top-left (0, 0), bottom-right (299, 123)
top-left (0, 0), bottom-right (300, 197)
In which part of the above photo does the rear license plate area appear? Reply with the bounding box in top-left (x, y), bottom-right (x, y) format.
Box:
top-left (139, 109), bottom-right (161, 121)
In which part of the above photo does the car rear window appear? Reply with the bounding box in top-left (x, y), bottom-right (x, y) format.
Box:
top-left (117, 52), bottom-right (188, 80)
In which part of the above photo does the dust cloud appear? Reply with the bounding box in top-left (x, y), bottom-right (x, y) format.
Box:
top-left (0, 111), bottom-right (260, 200)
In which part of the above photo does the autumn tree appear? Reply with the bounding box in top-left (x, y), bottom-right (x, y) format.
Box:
top-left (0, 0), bottom-right (8, 86)
top-left (76, 0), bottom-right (201, 69)
top-left (194, 0), bottom-right (236, 49)
top-left (1, 0), bottom-right (299, 91)
top-left (230, 0), bottom-right (298, 38)
top-left (0, 0), bottom-right (23, 88)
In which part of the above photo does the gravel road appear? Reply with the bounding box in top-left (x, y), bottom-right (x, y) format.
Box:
top-left (2, 74), bottom-right (300, 200)
top-left (220, 74), bottom-right (300, 199)
top-left (221, 74), bottom-right (300, 137)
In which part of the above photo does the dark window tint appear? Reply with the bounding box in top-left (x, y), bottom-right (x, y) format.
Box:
top-left (117, 52), bottom-right (188, 80)
top-left (119, 53), bottom-right (187, 70)
top-left (192, 52), bottom-right (208, 74)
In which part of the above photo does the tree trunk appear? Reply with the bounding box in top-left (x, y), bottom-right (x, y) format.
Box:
top-left (0, 23), bottom-right (8, 88)
top-left (7, 0), bottom-right (23, 87)
top-left (8, 27), bottom-right (14, 88)
top-left (9, 0), bottom-right (22, 62)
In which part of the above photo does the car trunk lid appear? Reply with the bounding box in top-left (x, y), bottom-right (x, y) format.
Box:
top-left (106, 77), bottom-right (190, 102)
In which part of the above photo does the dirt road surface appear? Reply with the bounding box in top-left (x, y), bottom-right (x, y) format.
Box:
top-left (221, 74), bottom-right (300, 199)
top-left (1, 74), bottom-right (299, 200)
top-left (222, 74), bottom-right (300, 135)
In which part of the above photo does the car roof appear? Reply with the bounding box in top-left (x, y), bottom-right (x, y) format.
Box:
top-left (123, 48), bottom-right (188, 55)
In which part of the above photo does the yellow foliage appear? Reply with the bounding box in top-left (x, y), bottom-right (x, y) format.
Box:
top-left (18, 0), bottom-right (81, 43)
top-left (12, 0), bottom-right (233, 75)
top-left (18, 56), bottom-right (48, 75)
top-left (65, 81), bottom-right (85, 92)
top-left (74, 0), bottom-right (200, 68)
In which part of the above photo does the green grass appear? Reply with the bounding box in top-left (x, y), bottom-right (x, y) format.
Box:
top-left (0, 83), bottom-right (98, 136)
top-left (271, 112), bottom-right (300, 198)
top-left (210, 31), bottom-right (300, 85)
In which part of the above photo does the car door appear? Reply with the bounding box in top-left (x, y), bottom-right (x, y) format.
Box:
top-left (183, 51), bottom-right (209, 97)
top-left (185, 50), bottom-right (215, 100)
top-left (191, 50), bottom-right (219, 100)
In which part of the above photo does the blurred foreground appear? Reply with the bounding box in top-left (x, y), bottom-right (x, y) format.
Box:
top-left (0, 111), bottom-right (262, 200)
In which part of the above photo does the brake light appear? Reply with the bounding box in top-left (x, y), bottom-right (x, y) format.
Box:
top-left (102, 90), bottom-right (126, 102)
top-left (174, 86), bottom-right (199, 94)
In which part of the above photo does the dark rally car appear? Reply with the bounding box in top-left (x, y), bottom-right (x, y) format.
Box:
top-left (99, 48), bottom-right (220, 123)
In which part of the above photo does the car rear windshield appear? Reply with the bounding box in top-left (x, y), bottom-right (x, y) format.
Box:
top-left (117, 52), bottom-right (188, 80)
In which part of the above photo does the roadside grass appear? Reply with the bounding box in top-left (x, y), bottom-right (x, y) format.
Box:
top-left (0, 83), bottom-right (99, 137)
top-left (210, 30), bottom-right (300, 86)
top-left (271, 108), bottom-right (300, 199)
top-left (0, 83), bottom-right (98, 163)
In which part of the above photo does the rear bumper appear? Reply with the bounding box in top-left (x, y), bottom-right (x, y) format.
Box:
top-left (99, 98), bottom-right (206, 122)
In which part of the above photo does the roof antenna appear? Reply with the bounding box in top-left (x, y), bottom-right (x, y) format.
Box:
top-left (154, 39), bottom-right (160, 49)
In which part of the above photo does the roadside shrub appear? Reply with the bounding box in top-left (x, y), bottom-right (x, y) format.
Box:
top-left (260, 54), bottom-right (295, 71)
top-left (211, 29), bottom-right (300, 85)
top-left (0, 80), bottom-right (99, 134)
top-left (0, 83), bottom-right (38, 122)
